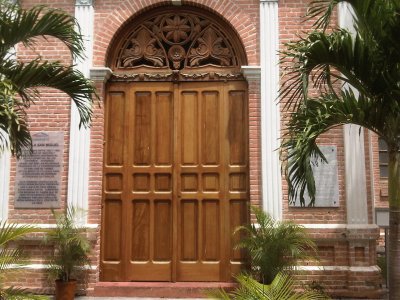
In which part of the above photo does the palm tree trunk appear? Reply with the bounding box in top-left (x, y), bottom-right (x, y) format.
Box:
top-left (388, 150), bottom-right (400, 299)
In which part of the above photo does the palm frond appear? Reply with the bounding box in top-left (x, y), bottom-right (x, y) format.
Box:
top-left (280, 29), bottom-right (379, 110)
top-left (0, 1), bottom-right (83, 59)
top-left (0, 221), bottom-right (42, 298)
top-left (282, 89), bottom-right (396, 205)
top-left (2, 286), bottom-right (49, 300)
top-left (307, 0), bottom-right (397, 36)
top-left (208, 273), bottom-right (329, 300)
top-left (0, 248), bottom-right (25, 272)
top-left (283, 0), bottom-right (400, 110)
top-left (0, 221), bottom-right (36, 247)
top-left (307, 0), bottom-right (340, 30)
top-left (0, 221), bottom-right (37, 273)
top-left (1, 60), bottom-right (95, 128)
top-left (0, 84), bottom-right (31, 157)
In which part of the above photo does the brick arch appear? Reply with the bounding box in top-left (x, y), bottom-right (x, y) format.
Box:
top-left (93, 0), bottom-right (258, 67)
top-left (93, 0), bottom-right (170, 67)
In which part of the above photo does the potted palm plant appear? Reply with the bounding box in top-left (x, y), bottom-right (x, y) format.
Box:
top-left (45, 207), bottom-right (91, 300)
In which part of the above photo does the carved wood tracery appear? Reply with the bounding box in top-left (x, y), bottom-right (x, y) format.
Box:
top-left (108, 7), bottom-right (247, 81)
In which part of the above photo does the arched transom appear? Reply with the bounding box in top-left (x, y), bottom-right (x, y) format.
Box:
top-left (109, 7), bottom-right (247, 81)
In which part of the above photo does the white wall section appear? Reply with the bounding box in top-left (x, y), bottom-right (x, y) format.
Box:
top-left (0, 150), bottom-right (11, 221)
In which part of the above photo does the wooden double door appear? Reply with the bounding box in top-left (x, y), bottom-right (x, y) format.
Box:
top-left (101, 81), bottom-right (249, 282)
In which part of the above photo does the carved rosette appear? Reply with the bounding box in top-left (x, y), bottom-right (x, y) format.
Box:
top-left (113, 10), bottom-right (244, 81)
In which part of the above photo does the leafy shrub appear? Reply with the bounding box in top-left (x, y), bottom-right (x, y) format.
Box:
top-left (234, 206), bottom-right (317, 284)
top-left (208, 272), bottom-right (329, 300)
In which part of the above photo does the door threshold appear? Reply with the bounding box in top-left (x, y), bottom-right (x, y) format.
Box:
top-left (90, 282), bottom-right (237, 298)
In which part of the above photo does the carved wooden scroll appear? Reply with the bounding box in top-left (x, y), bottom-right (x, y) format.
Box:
top-left (109, 7), bottom-right (247, 81)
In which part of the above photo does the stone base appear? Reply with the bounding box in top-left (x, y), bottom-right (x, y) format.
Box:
top-left (293, 266), bottom-right (384, 299)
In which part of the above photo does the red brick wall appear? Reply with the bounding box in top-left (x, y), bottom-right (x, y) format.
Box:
top-left (8, 0), bottom-right (75, 223)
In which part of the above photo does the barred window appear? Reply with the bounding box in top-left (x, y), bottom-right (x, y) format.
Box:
top-left (379, 138), bottom-right (389, 178)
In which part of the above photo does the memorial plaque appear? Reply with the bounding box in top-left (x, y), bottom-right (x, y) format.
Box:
top-left (15, 132), bottom-right (64, 208)
top-left (291, 145), bottom-right (339, 207)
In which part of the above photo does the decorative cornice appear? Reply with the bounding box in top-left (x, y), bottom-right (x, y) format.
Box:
top-left (110, 71), bottom-right (243, 82)
top-left (260, 0), bottom-right (278, 3)
top-left (90, 67), bottom-right (112, 82)
top-left (241, 65), bottom-right (261, 81)
top-left (303, 224), bottom-right (379, 230)
top-left (75, 0), bottom-right (94, 6)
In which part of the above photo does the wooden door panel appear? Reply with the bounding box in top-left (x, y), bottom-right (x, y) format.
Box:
top-left (127, 199), bottom-right (172, 281)
top-left (102, 84), bottom-right (128, 281)
top-left (226, 82), bottom-right (249, 276)
top-left (201, 92), bottom-right (220, 165)
top-left (155, 93), bottom-right (173, 165)
top-left (103, 199), bottom-right (123, 261)
top-left (202, 200), bottom-right (220, 261)
top-left (131, 200), bottom-right (150, 261)
top-left (101, 198), bottom-right (123, 281)
top-left (133, 92), bottom-right (151, 165)
top-left (154, 200), bottom-right (172, 260)
top-left (180, 91), bottom-right (199, 165)
top-left (105, 92), bottom-right (125, 165)
top-left (102, 81), bottom-right (248, 282)
top-left (180, 200), bottom-right (198, 261)
top-left (228, 90), bottom-right (247, 166)
top-left (178, 263), bottom-right (220, 281)
top-left (126, 83), bottom-right (174, 281)
top-left (177, 82), bottom-right (232, 281)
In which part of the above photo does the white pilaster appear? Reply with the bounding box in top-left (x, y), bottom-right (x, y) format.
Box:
top-left (260, 0), bottom-right (282, 220)
top-left (0, 151), bottom-right (11, 221)
top-left (339, 3), bottom-right (368, 224)
top-left (0, 0), bottom-right (17, 221)
top-left (68, 0), bottom-right (94, 223)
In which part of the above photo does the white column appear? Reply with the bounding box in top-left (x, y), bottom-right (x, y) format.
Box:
top-left (0, 151), bottom-right (11, 221)
top-left (0, 0), bottom-right (18, 221)
top-left (260, 0), bottom-right (282, 220)
top-left (68, 0), bottom-right (94, 223)
top-left (339, 3), bottom-right (368, 224)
